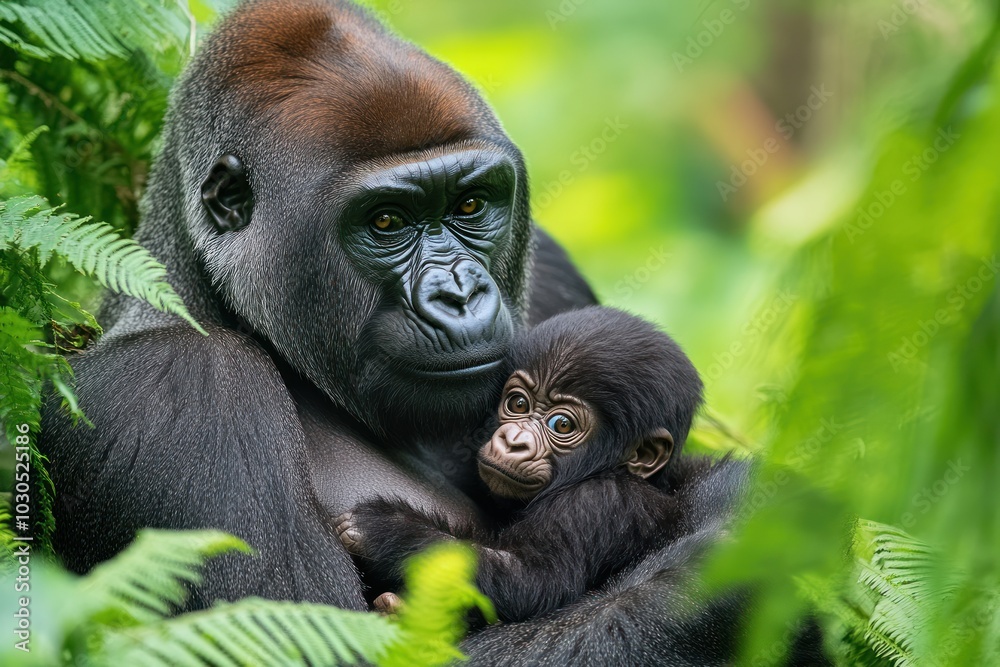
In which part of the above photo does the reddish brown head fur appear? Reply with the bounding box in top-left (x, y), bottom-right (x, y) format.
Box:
top-left (198, 0), bottom-right (501, 162)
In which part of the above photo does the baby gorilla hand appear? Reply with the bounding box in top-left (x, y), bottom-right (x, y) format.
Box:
top-left (333, 498), bottom-right (460, 590)
top-left (373, 591), bottom-right (404, 615)
top-left (334, 511), bottom-right (366, 556)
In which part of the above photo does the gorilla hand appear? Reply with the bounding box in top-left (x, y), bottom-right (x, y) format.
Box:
top-left (334, 511), bottom-right (365, 556)
top-left (373, 592), bottom-right (404, 616)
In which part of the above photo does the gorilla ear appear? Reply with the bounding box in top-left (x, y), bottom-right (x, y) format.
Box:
top-left (201, 154), bottom-right (252, 232)
top-left (625, 428), bottom-right (674, 479)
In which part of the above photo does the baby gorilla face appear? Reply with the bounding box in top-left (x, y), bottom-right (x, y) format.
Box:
top-left (477, 370), bottom-right (596, 500)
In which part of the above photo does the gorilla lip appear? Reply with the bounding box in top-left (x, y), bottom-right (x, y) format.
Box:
top-left (477, 456), bottom-right (541, 489)
top-left (405, 358), bottom-right (503, 379)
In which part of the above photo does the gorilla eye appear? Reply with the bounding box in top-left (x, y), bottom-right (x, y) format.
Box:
top-left (372, 213), bottom-right (405, 232)
top-left (506, 392), bottom-right (530, 414)
top-left (455, 198), bottom-right (485, 216)
top-left (547, 414), bottom-right (575, 435)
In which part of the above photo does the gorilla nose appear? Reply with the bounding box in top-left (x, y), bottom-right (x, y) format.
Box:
top-left (414, 260), bottom-right (502, 341)
top-left (491, 423), bottom-right (536, 462)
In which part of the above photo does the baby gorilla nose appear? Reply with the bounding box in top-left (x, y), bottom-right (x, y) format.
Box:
top-left (414, 260), bottom-right (501, 341)
top-left (490, 422), bottom-right (537, 462)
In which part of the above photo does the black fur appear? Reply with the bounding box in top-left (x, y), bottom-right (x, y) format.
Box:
top-left (525, 231), bottom-right (598, 328)
top-left (344, 308), bottom-right (718, 623)
top-left (462, 456), bottom-right (753, 667)
top-left (37, 1), bottom-right (771, 663)
top-left (40, 0), bottom-right (593, 611)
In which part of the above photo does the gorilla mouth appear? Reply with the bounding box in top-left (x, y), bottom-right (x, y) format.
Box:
top-left (477, 457), bottom-right (543, 489)
top-left (404, 357), bottom-right (504, 379)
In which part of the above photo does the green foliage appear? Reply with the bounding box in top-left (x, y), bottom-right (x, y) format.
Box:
top-left (81, 529), bottom-right (253, 623)
top-left (0, 530), bottom-right (487, 667)
top-left (800, 521), bottom-right (948, 667)
top-left (0, 178), bottom-right (205, 547)
top-left (380, 543), bottom-right (497, 667)
top-left (0, 0), bottom-right (201, 236)
top-left (107, 598), bottom-right (398, 667)
top-left (0, 0), bottom-right (213, 548)
top-left (1, 194), bottom-right (206, 334)
top-left (700, 33), bottom-right (1000, 667)
top-left (1, 0), bottom-right (999, 665)
top-left (0, 0), bottom-right (188, 61)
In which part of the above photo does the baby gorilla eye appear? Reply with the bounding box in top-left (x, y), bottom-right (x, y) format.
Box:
top-left (455, 197), bottom-right (485, 216)
top-left (547, 413), bottom-right (575, 435)
top-left (506, 392), bottom-right (530, 414)
top-left (372, 212), bottom-right (405, 232)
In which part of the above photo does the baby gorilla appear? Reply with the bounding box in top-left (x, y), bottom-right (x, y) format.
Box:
top-left (336, 306), bottom-right (703, 622)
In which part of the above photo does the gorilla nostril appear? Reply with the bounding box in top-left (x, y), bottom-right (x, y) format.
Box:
top-left (505, 438), bottom-right (528, 451)
top-left (467, 284), bottom-right (487, 310)
top-left (436, 289), bottom-right (469, 315)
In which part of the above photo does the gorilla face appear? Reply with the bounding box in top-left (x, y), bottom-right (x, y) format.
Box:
top-left (185, 0), bottom-right (533, 438)
top-left (199, 139), bottom-right (526, 439)
top-left (334, 146), bottom-right (523, 433)
top-left (338, 148), bottom-right (518, 376)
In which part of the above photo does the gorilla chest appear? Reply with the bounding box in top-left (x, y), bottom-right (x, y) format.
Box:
top-left (303, 418), bottom-right (485, 525)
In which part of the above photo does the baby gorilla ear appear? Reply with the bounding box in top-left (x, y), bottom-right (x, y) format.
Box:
top-left (625, 428), bottom-right (674, 479)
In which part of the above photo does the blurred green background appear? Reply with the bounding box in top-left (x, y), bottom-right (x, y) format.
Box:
top-left (362, 0), bottom-right (994, 441)
top-left (2, 0), bottom-right (998, 664)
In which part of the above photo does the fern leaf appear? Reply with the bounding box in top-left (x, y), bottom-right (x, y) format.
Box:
top-left (0, 307), bottom-right (49, 437)
top-left (0, 195), bottom-right (207, 334)
top-left (0, 22), bottom-right (50, 59)
top-left (82, 529), bottom-right (251, 623)
top-left (849, 521), bottom-right (946, 667)
top-left (104, 599), bottom-right (398, 667)
top-left (0, 0), bottom-right (187, 62)
top-left (0, 306), bottom-right (67, 546)
top-left (379, 542), bottom-right (497, 667)
top-left (1, 125), bottom-right (49, 166)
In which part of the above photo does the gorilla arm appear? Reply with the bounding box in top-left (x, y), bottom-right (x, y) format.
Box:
top-left (339, 472), bottom-right (684, 623)
top-left (42, 326), bottom-right (365, 611)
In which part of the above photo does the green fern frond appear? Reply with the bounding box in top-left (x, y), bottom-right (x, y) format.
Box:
top-left (0, 507), bottom-right (18, 578)
top-left (92, 535), bottom-right (491, 667)
top-left (0, 22), bottom-right (50, 58)
top-left (802, 521), bottom-right (951, 667)
top-left (0, 195), bottom-right (207, 334)
top-left (105, 598), bottom-right (399, 667)
top-left (0, 125), bottom-right (49, 168)
top-left (379, 542), bottom-right (497, 667)
top-left (82, 529), bottom-right (251, 624)
top-left (0, 304), bottom-right (86, 434)
top-left (0, 307), bottom-right (67, 547)
top-left (849, 521), bottom-right (945, 667)
top-left (0, 0), bottom-right (187, 61)
top-left (82, 528), bottom-right (395, 666)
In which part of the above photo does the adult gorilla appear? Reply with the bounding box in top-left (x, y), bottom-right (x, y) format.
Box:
top-left (42, 0), bottom-right (749, 662)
